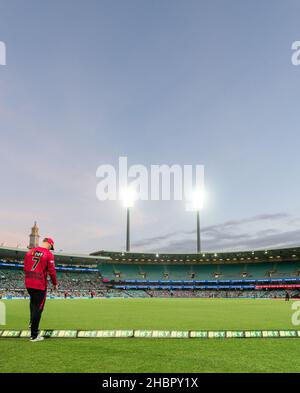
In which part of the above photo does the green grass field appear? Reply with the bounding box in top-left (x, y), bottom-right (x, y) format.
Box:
top-left (0, 298), bottom-right (299, 373)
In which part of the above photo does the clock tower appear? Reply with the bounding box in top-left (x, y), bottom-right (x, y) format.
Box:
top-left (29, 221), bottom-right (40, 249)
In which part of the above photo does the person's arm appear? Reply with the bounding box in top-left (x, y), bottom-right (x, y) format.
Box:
top-left (47, 253), bottom-right (58, 290)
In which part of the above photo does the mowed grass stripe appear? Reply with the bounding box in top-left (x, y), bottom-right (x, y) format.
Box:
top-left (2, 298), bottom-right (295, 330)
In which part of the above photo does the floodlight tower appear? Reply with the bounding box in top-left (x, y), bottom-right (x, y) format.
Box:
top-left (191, 189), bottom-right (205, 253)
top-left (122, 188), bottom-right (136, 252)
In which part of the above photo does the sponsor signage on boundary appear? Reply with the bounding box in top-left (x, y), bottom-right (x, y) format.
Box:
top-left (52, 330), bottom-right (77, 338)
top-left (78, 331), bottom-right (98, 338)
top-left (279, 330), bottom-right (297, 337)
top-left (190, 331), bottom-right (208, 338)
top-left (115, 330), bottom-right (134, 337)
top-left (170, 331), bottom-right (189, 338)
top-left (1, 330), bottom-right (300, 339)
top-left (41, 330), bottom-right (55, 338)
top-left (208, 331), bottom-right (226, 338)
top-left (245, 331), bottom-right (262, 338)
top-left (77, 330), bottom-right (134, 338)
top-left (262, 331), bottom-right (280, 338)
top-left (1, 330), bottom-right (21, 337)
top-left (96, 330), bottom-right (117, 337)
top-left (226, 331), bottom-right (245, 338)
top-left (20, 330), bottom-right (31, 338)
top-left (134, 330), bottom-right (170, 338)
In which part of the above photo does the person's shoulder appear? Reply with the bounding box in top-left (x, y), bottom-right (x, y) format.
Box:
top-left (48, 250), bottom-right (55, 259)
top-left (26, 248), bottom-right (36, 256)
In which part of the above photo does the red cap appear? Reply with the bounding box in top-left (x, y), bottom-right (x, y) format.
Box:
top-left (44, 237), bottom-right (54, 250)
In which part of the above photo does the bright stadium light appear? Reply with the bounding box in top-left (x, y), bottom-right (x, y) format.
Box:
top-left (191, 188), bottom-right (205, 210)
top-left (121, 187), bottom-right (137, 208)
top-left (121, 187), bottom-right (137, 252)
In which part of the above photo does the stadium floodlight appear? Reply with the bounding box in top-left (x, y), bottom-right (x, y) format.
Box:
top-left (190, 189), bottom-right (205, 210)
top-left (186, 188), bottom-right (205, 253)
top-left (121, 187), bottom-right (137, 252)
top-left (121, 187), bottom-right (136, 208)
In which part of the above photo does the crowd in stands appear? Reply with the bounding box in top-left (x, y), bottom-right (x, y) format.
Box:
top-left (146, 289), bottom-right (300, 298)
top-left (1, 259), bottom-right (300, 299)
top-left (0, 265), bottom-right (104, 292)
top-left (1, 287), bottom-right (299, 299)
top-left (0, 269), bottom-right (24, 290)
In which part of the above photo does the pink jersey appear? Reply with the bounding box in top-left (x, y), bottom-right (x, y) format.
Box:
top-left (24, 247), bottom-right (57, 290)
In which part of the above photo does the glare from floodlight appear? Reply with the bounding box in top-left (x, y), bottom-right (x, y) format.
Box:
top-left (121, 187), bottom-right (137, 208)
top-left (190, 188), bottom-right (205, 210)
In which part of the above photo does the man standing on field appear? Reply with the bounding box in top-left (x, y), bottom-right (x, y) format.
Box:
top-left (24, 237), bottom-right (58, 342)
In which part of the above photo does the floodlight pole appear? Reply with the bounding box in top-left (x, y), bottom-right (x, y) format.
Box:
top-left (196, 209), bottom-right (201, 253)
top-left (126, 207), bottom-right (130, 252)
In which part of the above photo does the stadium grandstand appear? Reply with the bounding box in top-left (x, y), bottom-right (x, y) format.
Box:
top-left (91, 248), bottom-right (300, 299)
top-left (1, 245), bottom-right (300, 299)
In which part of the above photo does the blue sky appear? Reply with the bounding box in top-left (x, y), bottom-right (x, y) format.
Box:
top-left (1, 0), bottom-right (300, 253)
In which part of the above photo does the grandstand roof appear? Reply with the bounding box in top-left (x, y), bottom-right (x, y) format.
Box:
top-left (91, 247), bottom-right (300, 265)
top-left (0, 246), bottom-right (110, 265)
